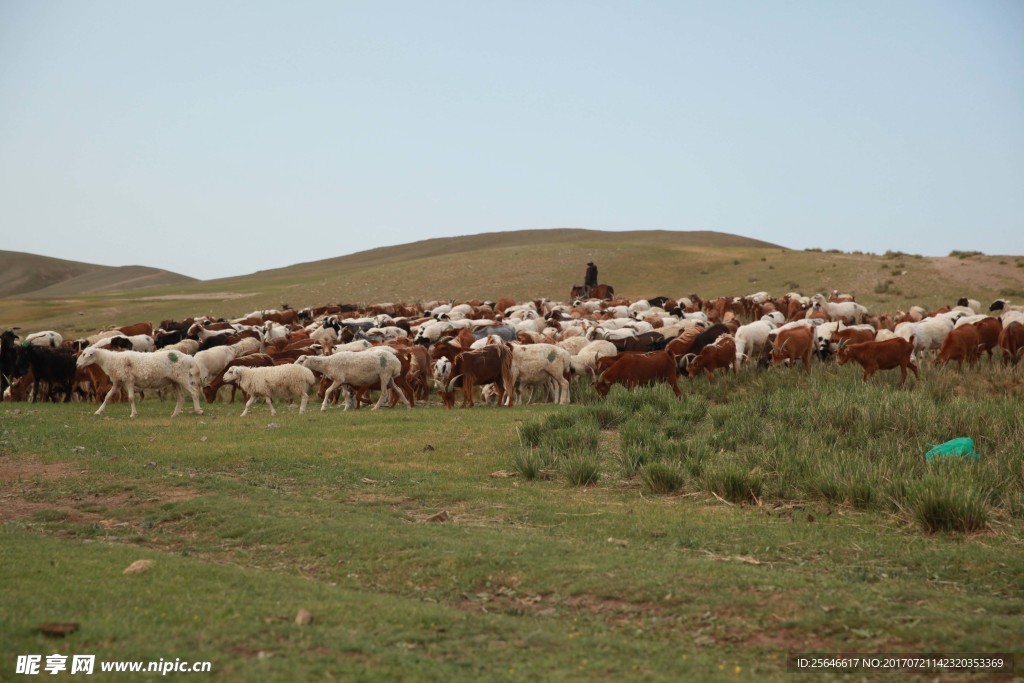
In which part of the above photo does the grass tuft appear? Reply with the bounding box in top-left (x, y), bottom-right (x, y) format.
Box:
top-left (641, 461), bottom-right (685, 494)
top-left (913, 475), bottom-right (990, 533)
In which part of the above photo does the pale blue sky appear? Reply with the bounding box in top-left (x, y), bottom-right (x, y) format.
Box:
top-left (1, 1), bottom-right (1022, 280)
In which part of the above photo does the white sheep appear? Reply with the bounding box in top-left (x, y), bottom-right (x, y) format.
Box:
top-left (76, 347), bottom-right (204, 418)
top-left (956, 298), bottom-right (982, 314)
top-left (570, 340), bottom-right (618, 378)
top-left (557, 336), bottom-right (590, 356)
top-left (296, 348), bottom-right (411, 411)
top-left (222, 364), bottom-right (316, 416)
top-left (193, 346), bottom-right (240, 386)
top-left (896, 315), bottom-right (956, 354)
top-left (25, 331), bottom-right (63, 348)
top-left (93, 334), bottom-right (155, 352)
top-left (330, 339), bottom-right (374, 354)
top-left (502, 343), bottom-right (571, 406)
top-left (191, 338), bottom-right (259, 384)
top-left (161, 338), bottom-right (200, 355)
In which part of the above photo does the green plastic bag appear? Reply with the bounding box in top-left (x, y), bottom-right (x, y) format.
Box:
top-left (925, 437), bottom-right (979, 461)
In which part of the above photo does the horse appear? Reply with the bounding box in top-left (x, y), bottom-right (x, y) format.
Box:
top-left (570, 284), bottom-right (615, 301)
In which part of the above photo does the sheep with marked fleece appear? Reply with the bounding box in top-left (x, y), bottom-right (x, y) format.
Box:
top-left (500, 343), bottom-right (571, 406)
top-left (221, 364), bottom-right (316, 416)
top-left (295, 348), bottom-right (411, 411)
top-left (76, 347), bottom-right (204, 418)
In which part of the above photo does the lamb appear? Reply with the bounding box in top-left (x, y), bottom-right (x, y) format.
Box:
top-left (295, 348), bottom-right (411, 411)
top-left (221, 364), bottom-right (316, 416)
top-left (76, 347), bottom-right (204, 418)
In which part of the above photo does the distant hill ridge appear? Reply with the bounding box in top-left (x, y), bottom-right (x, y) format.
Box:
top-left (3, 229), bottom-right (1024, 337)
top-left (253, 228), bottom-right (783, 275)
top-left (0, 250), bottom-right (196, 298)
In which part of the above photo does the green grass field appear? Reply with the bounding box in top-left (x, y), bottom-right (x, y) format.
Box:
top-left (3, 358), bottom-right (1022, 681)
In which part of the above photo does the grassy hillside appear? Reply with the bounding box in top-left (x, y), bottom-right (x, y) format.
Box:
top-left (0, 250), bottom-right (196, 299)
top-left (2, 230), bottom-right (1024, 338)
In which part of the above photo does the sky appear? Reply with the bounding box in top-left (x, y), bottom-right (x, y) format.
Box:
top-left (1, 1), bottom-right (1022, 281)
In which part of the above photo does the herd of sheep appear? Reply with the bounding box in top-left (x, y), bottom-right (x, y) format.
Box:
top-left (2, 290), bottom-right (1023, 418)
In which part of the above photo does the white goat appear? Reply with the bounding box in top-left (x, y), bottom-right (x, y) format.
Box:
top-left (733, 320), bottom-right (775, 371)
top-left (222, 364), bottom-right (316, 416)
top-left (810, 294), bottom-right (868, 323)
top-left (76, 347), bottom-right (203, 418)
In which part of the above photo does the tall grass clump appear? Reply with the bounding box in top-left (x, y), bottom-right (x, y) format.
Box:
top-left (568, 377), bottom-right (600, 406)
top-left (641, 461), bottom-right (685, 494)
top-left (585, 403), bottom-right (628, 430)
top-left (510, 448), bottom-right (550, 481)
top-left (561, 451), bottom-right (601, 486)
top-left (618, 421), bottom-right (672, 476)
top-left (520, 411), bottom-right (599, 458)
top-left (704, 462), bottom-right (763, 504)
top-left (912, 474), bottom-right (990, 533)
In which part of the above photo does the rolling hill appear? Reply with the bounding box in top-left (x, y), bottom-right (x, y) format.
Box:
top-left (0, 250), bottom-right (196, 298)
top-left (2, 230), bottom-right (1023, 337)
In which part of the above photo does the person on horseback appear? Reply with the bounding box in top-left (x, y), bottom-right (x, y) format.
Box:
top-left (584, 261), bottom-right (598, 298)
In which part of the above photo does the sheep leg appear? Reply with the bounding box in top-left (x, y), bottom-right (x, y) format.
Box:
top-left (556, 375), bottom-right (570, 404)
top-left (321, 380), bottom-right (343, 411)
top-left (126, 384), bottom-right (139, 418)
top-left (95, 382), bottom-right (121, 415)
top-left (266, 397), bottom-right (277, 416)
top-left (240, 395), bottom-right (258, 416)
top-left (187, 384), bottom-right (204, 415)
top-left (392, 377), bottom-right (412, 408)
top-left (298, 390), bottom-right (309, 414)
top-left (170, 385), bottom-right (185, 417)
top-left (371, 377), bottom-right (389, 410)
